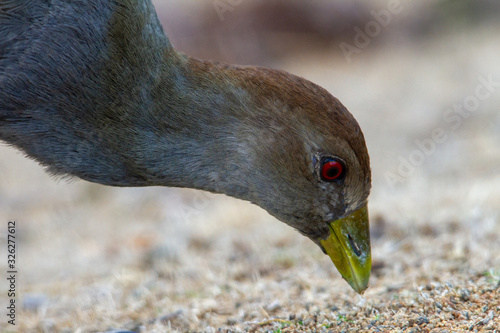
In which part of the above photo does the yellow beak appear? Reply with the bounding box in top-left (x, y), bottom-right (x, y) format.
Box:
top-left (320, 205), bottom-right (371, 294)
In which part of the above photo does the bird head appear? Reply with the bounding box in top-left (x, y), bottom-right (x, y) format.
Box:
top-left (231, 67), bottom-right (372, 293)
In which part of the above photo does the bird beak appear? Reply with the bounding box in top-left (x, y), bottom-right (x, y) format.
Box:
top-left (320, 205), bottom-right (371, 294)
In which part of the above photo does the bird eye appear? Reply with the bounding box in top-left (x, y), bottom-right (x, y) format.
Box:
top-left (320, 158), bottom-right (345, 181)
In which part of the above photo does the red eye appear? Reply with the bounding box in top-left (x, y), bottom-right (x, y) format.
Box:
top-left (321, 158), bottom-right (345, 181)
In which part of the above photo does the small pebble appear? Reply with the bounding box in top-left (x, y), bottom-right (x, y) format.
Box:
top-left (23, 294), bottom-right (48, 311)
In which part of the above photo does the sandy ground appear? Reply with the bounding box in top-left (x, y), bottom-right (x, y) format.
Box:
top-left (1, 1), bottom-right (500, 332)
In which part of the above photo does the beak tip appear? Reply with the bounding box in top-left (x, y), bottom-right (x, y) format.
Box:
top-left (350, 278), bottom-right (369, 295)
top-left (344, 262), bottom-right (370, 294)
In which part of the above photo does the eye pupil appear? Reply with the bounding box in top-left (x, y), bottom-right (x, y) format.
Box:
top-left (326, 166), bottom-right (340, 178)
top-left (321, 158), bottom-right (344, 181)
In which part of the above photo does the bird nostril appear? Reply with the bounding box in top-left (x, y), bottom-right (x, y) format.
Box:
top-left (348, 234), bottom-right (362, 257)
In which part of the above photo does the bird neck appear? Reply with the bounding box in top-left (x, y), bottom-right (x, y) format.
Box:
top-left (77, 0), bottom-right (268, 201)
top-left (123, 54), bottom-right (264, 201)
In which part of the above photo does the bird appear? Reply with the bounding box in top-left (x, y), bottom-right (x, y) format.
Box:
top-left (0, 0), bottom-right (372, 293)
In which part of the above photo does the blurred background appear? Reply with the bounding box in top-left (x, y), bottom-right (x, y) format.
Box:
top-left (1, 0), bottom-right (499, 331)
